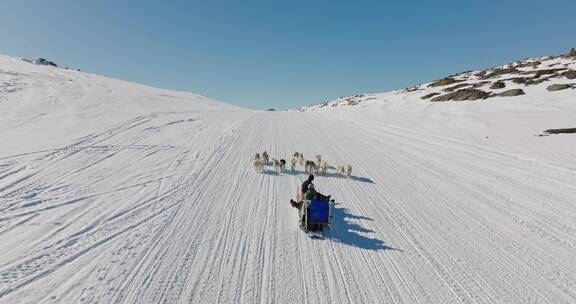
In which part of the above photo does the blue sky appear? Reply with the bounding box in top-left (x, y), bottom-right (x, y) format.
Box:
top-left (1, 1), bottom-right (575, 109)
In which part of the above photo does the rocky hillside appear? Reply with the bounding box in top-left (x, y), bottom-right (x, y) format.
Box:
top-left (300, 48), bottom-right (576, 111)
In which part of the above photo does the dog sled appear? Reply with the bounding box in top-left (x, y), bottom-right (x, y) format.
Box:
top-left (290, 187), bottom-right (334, 235)
top-left (298, 199), bottom-right (333, 233)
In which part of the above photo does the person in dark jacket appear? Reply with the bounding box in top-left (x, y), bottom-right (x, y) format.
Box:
top-left (290, 175), bottom-right (331, 208)
top-left (301, 175), bottom-right (315, 195)
top-left (304, 183), bottom-right (331, 201)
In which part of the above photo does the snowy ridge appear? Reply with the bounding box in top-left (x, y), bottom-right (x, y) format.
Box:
top-left (300, 51), bottom-right (576, 111)
top-left (1, 53), bottom-right (576, 303)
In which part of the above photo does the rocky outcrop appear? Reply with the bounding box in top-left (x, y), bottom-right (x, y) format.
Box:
top-left (431, 89), bottom-right (490, 102)
top-left (421, 92), bottom-right (441, 100)
top-left (566, 48), bottom-right (576, 58)
top-left (443, 83), bottom-right (470, 92)
top-left (490, 81), bottom-right (506, 89)
top-left (428, 78), bottom-right (463, 88)
top-left (562, 70), bottom-right (576, 80)
top-left (505, 75), bottom-right (554, 86)
top-left (515, 61), bottom-right (541, 68)
top-left (530, 68), bottom-right (567, 78)
top-left (472, 81), bottom-right (491, 88)
top-left (475, 70), bottom-right (488, 78)
top-left (497, 89), bottom-right (524, 97)
top-left (547, 84), bottom-right (574, 91)
top-left (544, 127), bottom-right (576, 134)
top-left (22, 58), bottom-right (58, 67)
top-left (481, 68), bottom-right (519, 79)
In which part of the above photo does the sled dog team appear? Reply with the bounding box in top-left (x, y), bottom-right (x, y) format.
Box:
top-left (253, 150), bottom-right (352, 177)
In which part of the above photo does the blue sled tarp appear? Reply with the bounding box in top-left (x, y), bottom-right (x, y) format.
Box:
top-left (309, 200), bottom-right (330, 223)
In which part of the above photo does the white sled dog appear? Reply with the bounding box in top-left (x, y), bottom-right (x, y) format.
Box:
top-left (319, 160), bottom-right (328, 175)
top-left (294, 152), bottom-right (304, 165)
top-left (345, 164), bottom-right (352, 177)
top-left (337, 164), bottom-right (352, 177)
top-left (315, 154), bottom-right (322, 165)
top-left (290, 157), bottom-right (298, 171)
top-left (253, 159), bottom-right (264, 173)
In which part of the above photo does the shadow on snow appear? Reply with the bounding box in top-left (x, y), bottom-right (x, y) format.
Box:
top-left (270, 169), bottom-right (375, 184)
top-left (328, 203), bottom-right (401, 252)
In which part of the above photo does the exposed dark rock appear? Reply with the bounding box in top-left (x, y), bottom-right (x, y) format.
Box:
top-left (472, 81), bottom-right (491, 88)
top-left (497, 89), bottom-right (524, 97)
top-left (421, 92), bottom-right (441, 100)
top-left (544, 128), bottom-right (576, 134)
top-left (529, 68), bottom-right (567, 78)
top-left (528, 77), bottom-right (553, 85)
top-left (430, 88), bottom-right (490, 102)
top-left (566, 48), bottom-right (576, 57)
top-left (447, 71), bottom-right (473, 78)
top-left (428, 77), bottom-right (463, 88)
top-left (515, 61), bottom-right (541, 68)
top-left (506, 77), bottom-right (528, 84)
top-left (481, 67), bottom-right (519, 79)
top-left (443, 83), bottom-right (470, 92)
top-left (23, 58), bottom-right (58, 67)
top-left (490, 81), bottom-right (506, 89)
top-left (562, 70), bottom-right (576, 80)
top-left (475, 70), bottom-right (488, 78)
top-left (547, 84), bottom-right (574, 91)
top-left (505, 75), bottom-right (554, 86)
top-left (266, 108), bottom-right (276, 111)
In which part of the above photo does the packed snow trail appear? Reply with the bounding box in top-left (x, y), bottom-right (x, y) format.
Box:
top-left (2, 109), bottom-right (576, 303)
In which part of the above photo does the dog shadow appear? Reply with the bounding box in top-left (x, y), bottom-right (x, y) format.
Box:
top-left (269, 167), bottom-right (375, 184)
top-left (350, 175), bottom-right (375, 183)
top-left (315, 172), bottom-right (375, 184)
top-left (329, 203), bottom-right (401, 251)
top-left (284, 169), bottom-right (307, 176)
top-left (262, 169), bottom-right (279, 176)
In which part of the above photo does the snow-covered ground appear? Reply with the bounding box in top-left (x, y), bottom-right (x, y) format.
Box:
top-left (1, 54), bottom-right (576, 303)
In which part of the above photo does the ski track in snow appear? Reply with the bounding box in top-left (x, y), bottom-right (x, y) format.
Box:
top-left (1, 109), bottom-right (576, 303)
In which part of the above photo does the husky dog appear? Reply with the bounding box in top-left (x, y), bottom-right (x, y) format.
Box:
top-left (290, 157), bottom-right (298, 171)
top-left (294, 152), bottom-right (304, 165)
top-left (345, 164), bottom-right (353, 178)
top-left (280, 159), bottom-right (286, 172)
top-left (273, 159), bottom-right (285, 173)
top-left (315, 154), bottom-right (322, 165)
top-left (254, 153), bottom-right (261, 160)
top-left (319, 160), bottom-right (329, 175)
top-left (304, 160), bottom-right (313, 173)
top-left (305, 160), bottom-right (317, 174)
top-left (262, 150), bottom-right (269, 164)
top-left (253, 159), bottom-right (264, 173)
top-left (337, 165), bottom-right (346, 176)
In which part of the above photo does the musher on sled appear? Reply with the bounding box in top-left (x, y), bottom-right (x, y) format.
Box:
top-left (290, 175), bottom-right (334, 232)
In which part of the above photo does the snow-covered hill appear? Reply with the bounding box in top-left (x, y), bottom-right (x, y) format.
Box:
top-left (301, 49), bottom-right (576, 110)
top-left (1, 53), bottom-right (576, 304)
top-left (298, 50), bottom-right (576, 168)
